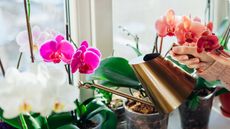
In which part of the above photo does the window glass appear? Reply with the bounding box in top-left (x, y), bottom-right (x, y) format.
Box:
top-left (0, 0), bottom-right (64, 68)
top-left (113, 0), bottom-right (206, 59)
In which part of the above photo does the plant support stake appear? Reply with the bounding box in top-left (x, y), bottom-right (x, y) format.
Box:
top-left (23, 0), bottom-right (34, 63)
top-left (159, 37), bottom-right (164, 54)
top-left (0, 58), bottom-right (5, 77)
top-left (17, 52), bottom-right (23, 69)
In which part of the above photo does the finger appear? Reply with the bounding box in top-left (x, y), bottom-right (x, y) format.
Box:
top-left (188, 62), bottom-right (208, 70)
top-left (170, 51), bottom-right (189, 61)
top-left (172, 46), bottom-right (197, 56)
top-left (180, 58), bottom-right (200, 66)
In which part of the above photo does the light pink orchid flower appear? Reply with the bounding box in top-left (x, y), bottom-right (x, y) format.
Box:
top-left (71, 41), bottom-right (101, 74)
top-left (40, 35), bottom-right (74, 64)
top-left (175, 16), bottom-right (207, 45)
top-left (16, 26), bottom-right (56, 52)
top-left (155, 9), bottom-right (179, 37)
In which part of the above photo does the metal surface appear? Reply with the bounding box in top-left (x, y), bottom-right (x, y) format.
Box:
top-left (131, 54), bottom-right (195, 114)
top-left (79, 82), bottom-right (154, 106)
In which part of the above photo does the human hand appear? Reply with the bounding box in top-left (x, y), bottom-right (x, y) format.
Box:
top-left (207, 52), bottom-right (230, 67)
top-left (170, 43), bottom-right (215, 71)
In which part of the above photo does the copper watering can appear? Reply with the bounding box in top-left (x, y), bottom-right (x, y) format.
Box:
top-left (80, 53), bottom-right (195, 114)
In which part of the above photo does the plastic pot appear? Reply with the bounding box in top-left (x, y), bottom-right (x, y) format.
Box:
top-left (219, 92), bottom-right (230, 117)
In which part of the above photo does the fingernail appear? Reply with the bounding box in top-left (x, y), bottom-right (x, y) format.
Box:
top-left (172, 47), bottom-right (179, 52)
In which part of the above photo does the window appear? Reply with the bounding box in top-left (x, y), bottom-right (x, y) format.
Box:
top-left (0, 0), bottom-right (64, 68)
top-left (112, 0), bottom-right (228, 59)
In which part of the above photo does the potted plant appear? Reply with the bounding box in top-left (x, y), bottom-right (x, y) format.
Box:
top-left (89, 56), bottom-right (169, 129)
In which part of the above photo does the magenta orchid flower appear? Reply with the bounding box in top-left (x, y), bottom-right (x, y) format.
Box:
top-left (197, 31), bottom-right (221, 53)
top-left (71, 41), bottom-right (101, 74)
top-left (40, 35), bottom-right (74, 64)
top-left (175, 16), bottom-right (207, 45)
top-left (155, 9), bottom-right (179, 37)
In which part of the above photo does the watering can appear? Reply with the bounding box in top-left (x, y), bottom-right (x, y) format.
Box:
top-left (80, 53), bottom-right (195, 114)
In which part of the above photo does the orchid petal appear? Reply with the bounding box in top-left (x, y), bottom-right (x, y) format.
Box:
top-left (32, 26), bottom-right (41, 38)
top-left (166, 9), bottom-right (175, 25)
top-left (155, 18), bottom-right (168, 37)
top-left (81, 41), bottom-right (89, 48)
top-left (40, 40), bottom-right (57, 62)
top-left (60, 40), bottom-right (74, 64)
top-left (190, 22), bottom-right (207, 36)
top-left (182, 16), bottom-right (191, 30)
top-left (78, 45), bottom-right (87, 53)
top-left (79, 51), bottom-right (100, 74)
top-left (206, 22), bottom-right (213, 32)
top-left (87, 47), bottom-right (102, 57)
top-left (71, 51), bottom-right (83, 73)
top-left (55, 35), bottom-right (65, 43)
top-left (193, 17), bottom-right (201, 22)
top-left (16, 31), bottom-right (28, 46)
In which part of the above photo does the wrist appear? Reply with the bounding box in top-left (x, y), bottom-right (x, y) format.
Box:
top-left (197, 61), bottom-right (227, 81)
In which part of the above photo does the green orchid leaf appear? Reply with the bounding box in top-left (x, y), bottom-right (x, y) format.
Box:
top-left (89, 57), bottom-right (141, 90)
top-left (23, 114), bottom-right (41, 129)
top-left (0, 109), bottom-right (21, 129)
top-left (81, 99), bottom-right (117, 129)
top-left (82, 97), bottom-right (96, 106)
top-left (196, 77), bottom-right (220, 89)
top-left (47, 112), bottom-right (74, 129)
top-left (0, 109), bottom-right (44, 129)
top-left (95, 89), bottom-right (113, 104)
top-left (195, 77), bottom-right (207, 89)
top-left (166, 56), bottom-right (195, 74)
top-left (215, 88), bottom-right (230, 96)
top-left (57, 124), bottom-right (80, 129)
top-left (188, 94), bottom-right (200, 111)
top-left (75, 100), bottom-right (87, 119)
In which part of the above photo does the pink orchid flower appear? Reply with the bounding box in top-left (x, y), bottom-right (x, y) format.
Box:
top-left (40, 35), bottom-right (74, 64)
top-left (71, 41), bottom-right (101, 74)
top-left (197, 31), bottom-right (221, 53)
top-left (175, 16), bottom-right (207, 44)
top-left (155, 9), bottom-right (179, 37)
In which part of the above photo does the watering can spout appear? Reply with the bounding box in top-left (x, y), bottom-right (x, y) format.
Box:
top-left (130, 53), bottom-right (195, 114)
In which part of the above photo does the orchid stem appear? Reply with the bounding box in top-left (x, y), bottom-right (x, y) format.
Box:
top-left (27, 0), bottom-right (30, 18)
top-left (19, 114), bottom-right (28, 129)
top-left (23, 0), bottom-right (34, 63)
top-left (17, 52), bottom-right (23, 69)
top-left (0, 59), bottom-right (5, 77)
top-left (68, 34), bottom-right (78, 49)
top-left (153, 35), bottom-right (159, 53)
top-left (159, 37), bottom-right (164, 54)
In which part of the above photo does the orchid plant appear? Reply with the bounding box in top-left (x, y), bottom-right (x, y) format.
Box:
top-left (154, 9), bottom-right (230, 109)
